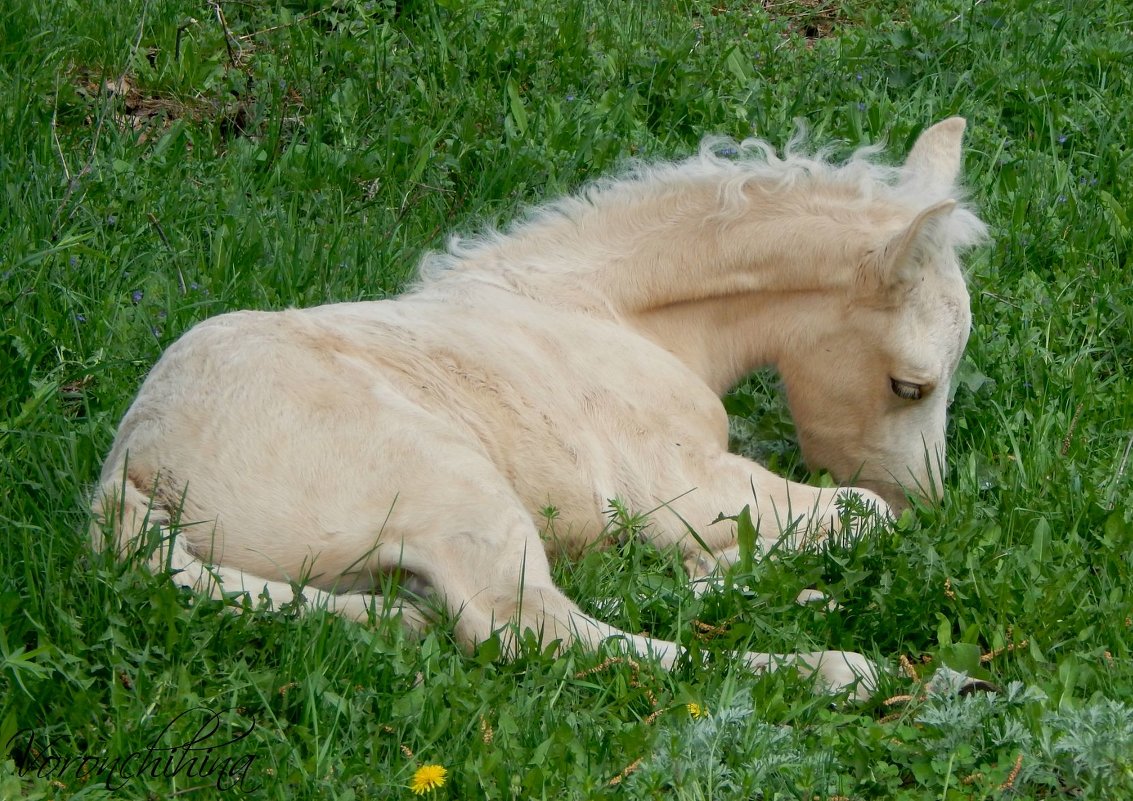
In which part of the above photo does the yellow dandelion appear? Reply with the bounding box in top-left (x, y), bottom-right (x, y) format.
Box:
top-left (410, 764), bottom-right (447, 795)
top-left (686, 702), bottom-right (707, 719)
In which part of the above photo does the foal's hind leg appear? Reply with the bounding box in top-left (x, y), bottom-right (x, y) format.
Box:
top-left (158, 522), bottom-right (432, 631)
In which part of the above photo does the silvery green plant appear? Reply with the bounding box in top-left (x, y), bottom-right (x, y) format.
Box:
top-left (913, 668), bottom-right (1133, 797)
top-left (916, 670), bottom-right (1043, 756)
top-left (1040, 697), bottom-right (1133, 798)
top-left (627, 693), bottom-right (832, 800)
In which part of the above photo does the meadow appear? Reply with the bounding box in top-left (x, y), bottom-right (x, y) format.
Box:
top-left (1, 0), bottom-right (1131, 798)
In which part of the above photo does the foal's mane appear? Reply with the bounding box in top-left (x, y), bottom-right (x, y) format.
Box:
top-left (416, 131), bottom-right (986, 284)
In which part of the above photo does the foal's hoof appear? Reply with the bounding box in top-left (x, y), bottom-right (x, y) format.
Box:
top-left (926, 665), bottom-right (1002, 697)
top-left (795, 588), bottom-right (839, 611)
top-left (799, 650), bottom-right (880, 700)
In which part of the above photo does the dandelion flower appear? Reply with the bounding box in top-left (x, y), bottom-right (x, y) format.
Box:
top-left (686, 702), bottom-right (707, 719)
top-left (410, 764), bottom-right (447, 795)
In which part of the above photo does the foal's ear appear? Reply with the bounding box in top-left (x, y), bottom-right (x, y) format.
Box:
top-left (902, 117), bottom-right (966, 191)
top-left (871, 199), bottom-right (957, 289)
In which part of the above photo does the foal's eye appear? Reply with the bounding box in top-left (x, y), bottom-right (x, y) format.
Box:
top-left (890, 378), bottom-right (925, 400)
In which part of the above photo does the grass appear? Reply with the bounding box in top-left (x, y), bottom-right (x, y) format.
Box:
top-left (2, 0), bottom-right (1132, 798)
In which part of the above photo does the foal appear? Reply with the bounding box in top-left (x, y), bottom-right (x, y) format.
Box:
top-left (92, 118), bottom-right (986, 698)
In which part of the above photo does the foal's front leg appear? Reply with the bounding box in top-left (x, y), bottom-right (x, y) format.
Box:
top-left (674, 452), bottom-right (892, 579)
top-left (395, 485), bottom-right (878, 699)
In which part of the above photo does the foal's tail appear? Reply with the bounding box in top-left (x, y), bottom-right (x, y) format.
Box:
top-left (89, 467), bottom-right (238, 600)
top-left (90, 467), bottom-right (174, 569)
top-left (89, 468), bottom-right (402, 623)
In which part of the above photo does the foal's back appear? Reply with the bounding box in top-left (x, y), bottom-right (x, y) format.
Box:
top-left (94, 284), bottom-right (726, 578)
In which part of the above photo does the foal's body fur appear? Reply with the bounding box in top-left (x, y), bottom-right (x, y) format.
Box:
top-left (93, 119), bottom-right (985, 697)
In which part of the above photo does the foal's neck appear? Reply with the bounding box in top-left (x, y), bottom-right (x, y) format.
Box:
top-left (446, 178), bottom-right (871, 394)
top-left (573, 183), bottom-right (868, 393)
top-left (628, 289), bottom-right (844, 395)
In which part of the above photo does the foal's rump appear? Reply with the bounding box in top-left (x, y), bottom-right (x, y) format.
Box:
top-left (90, 305), bottom-right (464, 583)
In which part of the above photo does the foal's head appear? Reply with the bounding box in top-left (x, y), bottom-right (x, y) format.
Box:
top-left (776, 118), bottom-right (986, 509)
